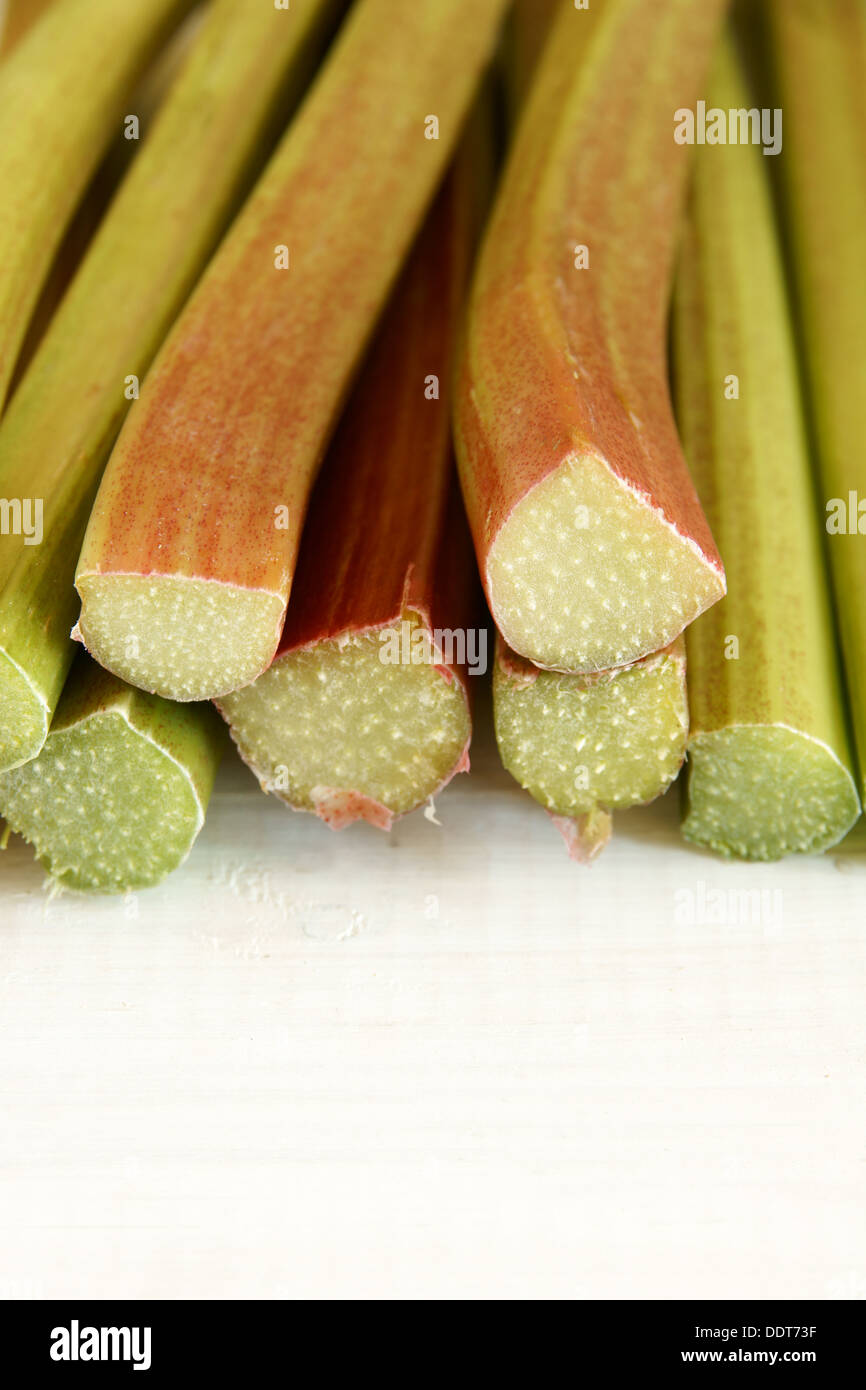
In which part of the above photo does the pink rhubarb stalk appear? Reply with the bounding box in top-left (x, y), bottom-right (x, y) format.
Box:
top-left (454, 0), bottom-right (727, 676)
top-left (218, 135), bottom-right (489, 829)
top-left (73, 0), bottom-right (509, 703)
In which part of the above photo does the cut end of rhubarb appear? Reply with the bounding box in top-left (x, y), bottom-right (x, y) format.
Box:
top-left (487, 453), bottom-right (724, 672)
top-left (0, 653), bottom-right (48, 772)
top-left (0, 710), bottom-right (207, 892)
top-left (220, 615), bottom-right (471, 826)
top-left (74, 574), bottom-right (286, 701)
top-left (683, 726), bottom-right (861, 861)
top-left (493, 639), bottom-right (688, 819)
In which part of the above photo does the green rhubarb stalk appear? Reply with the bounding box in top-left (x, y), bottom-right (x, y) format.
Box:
top-left (0, 0), bottom-right (344, 772)
top-left (0, 0), bottom-right (56, 57)
top-left (0, 656), bottom-right (223, 892)
top-left (3, 3), bottom-right (202, 392)
top-left (493, 636), bottom-right (688, 861)
top-left (73, 0), bottom-right (510, 704)
top-left (503, 0), bottom-right (560, 120)
top-left (765, 0), bottom-right (866, 796)
top-left (674, 31), bottom-right (860, 860)
top-left (0, 0), bottom-right (196, 412)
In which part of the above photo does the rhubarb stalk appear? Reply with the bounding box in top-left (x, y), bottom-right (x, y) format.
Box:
top-left (0, 656), bottom-right (223, 892)
top-left (73, 0), bottom-right (510, 703)
top-left (0, 0), bottom-right (56, 57)
top-left (0, 0), bottom-right (344, 772)
top-left (453, 0), bottom-right (727, 676)
top-left (503, 0), bottom-right (560, 119)
top-left (674, 33), bottom-right (860, 860)
top-left (765, 0), bottom-right (866, 796)
top-left (493, 636), bottom-right (688, 861)
top-left (218, 130), bottom-right (489, 829)
top-left (0, 0), bottom-right (196, 412)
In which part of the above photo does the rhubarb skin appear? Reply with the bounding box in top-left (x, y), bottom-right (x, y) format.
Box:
top-left (503, 0), bottom-right (560, 119)
top-left (493, 635), bottom-right (688, 857)
top-left (0, 0), bottom-right (55, 56)
top-left (0, 0), bottom-right (344, 773)
top-left (4, 5), bottom-right (209, 397)
top-left (454, 0), bottom-right (727, 676)
top-left (675, 33), bottom-right (860, 861)
top-left (218, 145), bottom-right (488, 829)
top-left (0, 0), bottom-right (196, 412)
top-left (73, 0), bottom-right (510, 704)
top-left (0, 657), bottom-right (223, 893)
top-left (765, 0), bottom-right (866, 796)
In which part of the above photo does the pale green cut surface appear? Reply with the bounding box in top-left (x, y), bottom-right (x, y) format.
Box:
top-left (0, 710), bottom-right (204, 892)
top-left (75, 574), bottom-right (286, 702)
top-left (683, 726), bottom-right (860, 861)
top-left (221, 620), bottom-right (471, 821)
top-left (487, 452), bottom-right (724, 672)
top-left (0, 652), bottom-right (47, 770)
top-left (493, 646), bottom-right (688, 817)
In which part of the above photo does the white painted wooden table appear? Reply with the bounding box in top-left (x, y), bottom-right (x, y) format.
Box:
top-left (1, 699), bottom-right (864, 1300)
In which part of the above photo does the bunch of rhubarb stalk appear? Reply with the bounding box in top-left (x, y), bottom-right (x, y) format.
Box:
top-left (0, 0), bottom-right (862, 893)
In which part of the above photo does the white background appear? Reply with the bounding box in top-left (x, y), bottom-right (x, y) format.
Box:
top-left (1, 699), bottom-right (864, 1300)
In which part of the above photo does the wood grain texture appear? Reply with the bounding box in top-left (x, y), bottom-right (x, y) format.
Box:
top-left (0, 701), bottom-right (864, 1299)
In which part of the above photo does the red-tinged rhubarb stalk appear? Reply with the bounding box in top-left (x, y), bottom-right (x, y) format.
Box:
top-left (0, 656), bottom-right (224, 893)
top-left (674, 32), bottom-right (860, 860)
top-left (493, 636), bottom-right (688, 861)
top-left (0, 0), bottom-right (196, 412)
top-left (73, 0), bottom-right (510, 703)
top-left (454, 0), bottom-right (728, 676)
top-left (765, 0), bottom-right (866, 797)
top-left (0, 0), bottom-right (344, 773)
top-left (218, 142), bottom-right (490, 830)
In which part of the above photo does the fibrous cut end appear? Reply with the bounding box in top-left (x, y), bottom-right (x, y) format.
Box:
top-left (0, 653), bottom-right (48, 772)
top-left (220, 615), bottom-right (471, 827)
top-left (75, 573), bottom-right (286, 701)
top-left (0, 710), bottom-right (206, 892)
top-left (683, 726), bottom-right (861, 861)
top-left (487, 453), bottom-right (724, 672)
top-left (493, 641), bottom-right (688, 818)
